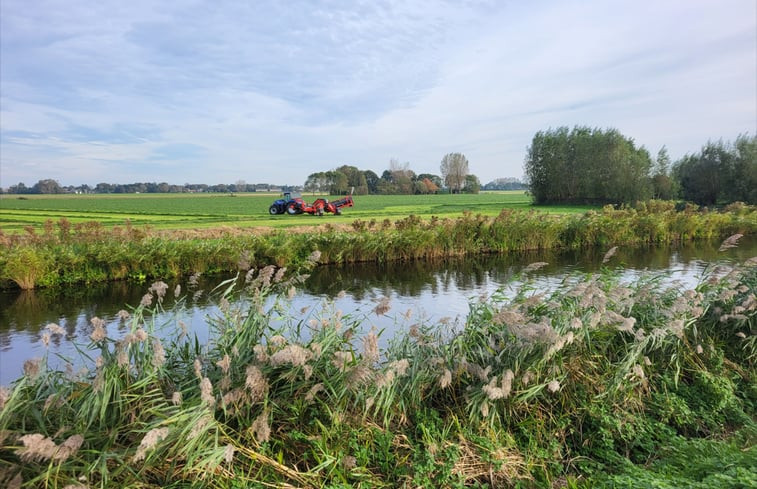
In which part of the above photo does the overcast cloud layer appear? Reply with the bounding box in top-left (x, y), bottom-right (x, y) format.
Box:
top-left (1, 0), bottom-right (755, 187)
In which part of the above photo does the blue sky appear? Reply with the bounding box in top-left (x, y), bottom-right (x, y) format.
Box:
top-left (1, 0), bottom-right (755, 187)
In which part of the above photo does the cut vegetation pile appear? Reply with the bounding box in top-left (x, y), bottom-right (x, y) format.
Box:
top-left (0, 244), bottom-right (755, 488)
top-left (1, 201), bottom-right (755, 290)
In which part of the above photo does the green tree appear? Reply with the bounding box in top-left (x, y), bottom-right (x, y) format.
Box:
top-left (335, 165), bottom-right (368, 194)
top-left (652, 146), bottom-right (675, 200)
top-left (388, 159), bottom-right (414, 194)
top-left (325, 170), bottom-right (349, 194)
top-left (304, 172), bottom-right (327, 194)
top-left (463, 174), bottom-right (481, 194)
top-left (32, 179), bottom-right (63, 194)
top-left (440, 153), bottom-right (469, 193)
top-left (525, 126), bottom-right (652, 205)
top-left (673, 135), bottom-right (756, 205)
top-left (363, 170), bottom-right (380, 194)
top-left (8, 182), bottom-right (31, 194)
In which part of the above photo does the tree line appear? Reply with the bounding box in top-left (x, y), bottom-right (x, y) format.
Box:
top-left (3, 153), bottom-right (497, 196)
top-left (303, 154), bottom-right (481, 195)
top-left (525, 126), bottom-right (756, 205)
top-left (2, 181), bottom-right (300, 195)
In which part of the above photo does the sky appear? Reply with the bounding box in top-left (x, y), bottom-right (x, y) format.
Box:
top-left (1, 0), bottom-right (755, 188)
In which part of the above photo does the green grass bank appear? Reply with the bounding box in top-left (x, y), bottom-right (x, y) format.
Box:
top-left (0, 252), bottom-right (754, 487)
top-left (1, 201), bottom-right (755, 290)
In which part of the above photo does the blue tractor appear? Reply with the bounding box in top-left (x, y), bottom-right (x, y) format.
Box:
top-left (268, 192), bottom-right (305, 215)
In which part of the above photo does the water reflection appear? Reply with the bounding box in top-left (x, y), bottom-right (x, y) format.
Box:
top-left (1, 237), bottom-right (754, 384)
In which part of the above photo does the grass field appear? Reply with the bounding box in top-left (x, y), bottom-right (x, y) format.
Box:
top-left (0, 191), bottom-right (596, 233)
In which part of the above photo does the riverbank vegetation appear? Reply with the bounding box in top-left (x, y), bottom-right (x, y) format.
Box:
top-left (1, 201), bottom-right (756, 290)
top-left (0, 245), bottom-right (754, 487)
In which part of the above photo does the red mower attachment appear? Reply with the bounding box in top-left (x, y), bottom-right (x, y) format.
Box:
top-left (269, 192), bottom-right (354, 216)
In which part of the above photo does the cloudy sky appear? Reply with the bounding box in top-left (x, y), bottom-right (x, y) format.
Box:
top-left (1, 0), bottom-right (755, 187)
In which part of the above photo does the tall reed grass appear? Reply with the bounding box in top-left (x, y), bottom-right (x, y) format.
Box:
top-left (0, 201), bottom-right (755, 290)
top-left (0, 239), bottom-right (754, 487)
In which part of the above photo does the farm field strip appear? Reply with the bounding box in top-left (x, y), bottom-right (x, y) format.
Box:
top-left (0, 192), bottom-right (597, 233)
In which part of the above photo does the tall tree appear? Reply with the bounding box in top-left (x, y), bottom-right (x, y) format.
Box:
top-left (463, 174), bottom-right (481, 194)
top-left (673, 135), bottom-right (756, 205)
top-left (440, 153), bottom-right (469, 194)
top-left (335, 165), bottom-right (368, 194)
top-left (388, 159), bottom-right (414, 194)
top-left (363, 170), bottom-right (380, 194)
top-left (652, 146), bottom-right (674, 200)
top-left (525, 126), bottom-right (652, 205)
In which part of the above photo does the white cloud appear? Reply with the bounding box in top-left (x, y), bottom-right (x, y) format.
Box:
top-left (1, 0), bottom-right (754, 187)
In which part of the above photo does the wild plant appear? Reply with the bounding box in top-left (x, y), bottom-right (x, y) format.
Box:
top-left (0, 242), bottom-right (754, 487)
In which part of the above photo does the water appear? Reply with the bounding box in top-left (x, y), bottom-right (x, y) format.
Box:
top-left (1, 237), bottom-right (754, 385)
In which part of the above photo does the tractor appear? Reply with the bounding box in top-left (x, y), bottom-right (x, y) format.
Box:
top-left (268, 192), bottom-right (306, 215)
top-left (269, 192), bottom-right (354, 216)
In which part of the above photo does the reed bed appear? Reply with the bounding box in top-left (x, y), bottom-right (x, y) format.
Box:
top-left (0, 240), bottom-right (755, 488)
top-left (1, 201), bottom-right (755, 290)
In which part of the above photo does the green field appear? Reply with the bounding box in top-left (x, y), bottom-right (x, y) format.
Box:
top-left (0, 191), bottom-right (596, 233)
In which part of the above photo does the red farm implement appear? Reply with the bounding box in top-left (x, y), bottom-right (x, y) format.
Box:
top-left (269, 192), bottom-right (354, 216)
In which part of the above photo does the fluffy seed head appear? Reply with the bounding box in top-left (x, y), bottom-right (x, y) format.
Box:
top-left (305, 383), bottom-right (324, 403)
top-left (632, 364), bottom-right (645, 380)
top-left (269, 345), bottom-right (312, 367)
top-left (200, 377), bottom-right (215, 407)
top-left (547, 380), bottom-right (561, 393)
top-left (90, 317), bottom-right (107, 342)
top-left (0, 386), bottom-right (10, 410)
top-left (245, 365), bottom-right (269, 402)
top-left (133, 428), bottom-right (169, 462)
top-left (23, 358), bottom-right (41, 380)
top-left (251, 412), bottom-right (270, 443)
top-left (332, 351), bottom-right (352, 371)
top-left (17, 434), bottom-right (58, 462)
top-left (373, 296), bottom-right (391, 316)
top-left (224, 444), bottom-right (235, 464)
top-left (363, 331), bottom-right (379, 363)
top-left (602, 246), bottom-right (618, 264)
top-left (216, 354), bottom-right (231, 374)
top-left (390, 359), bottom-right (410, 376)
top-left (439, 369), bottom-right (452, 389)
top-left (46, 323), bottom-right (65, 336)
top-left (149, 281), bottom-right (168, 299)
top-left (152, 339), bottom-right (166, 368)
top-left (134, 328), bottom-right (148, 342)
top-left (483, 376), bottom-right (506, 400)
top-left (17, 433), bottom-right (83, 462)
top-left (253, 344), bottom-right (268, 363)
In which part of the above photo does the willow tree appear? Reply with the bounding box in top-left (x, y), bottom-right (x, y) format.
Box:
top-left (440, 153), bottom-right (469, 194)
top-left (524, 126), bottom-right (652, 205)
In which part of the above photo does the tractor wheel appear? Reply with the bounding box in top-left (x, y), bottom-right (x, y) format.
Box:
top-left (269, 205), bottom-right (279, 215)
top-left (317, 208), bottom-right (324, 216)
top-left (286, 203), bottom-right (299, 215)
top-left (335, 208), bottom-right (342, 215)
